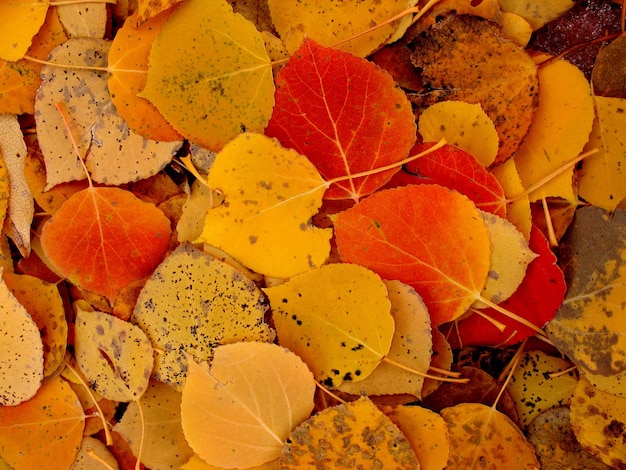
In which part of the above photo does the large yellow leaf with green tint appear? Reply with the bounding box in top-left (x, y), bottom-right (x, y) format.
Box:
top-left (570, 376), bottom-right (626, 468)
top-left (0, 376), bottom-right (84, 469)
top-left (514, 59), bottom-right (594, 203)
top-left (578, 96), bottom-right (626, 211)
top-left (141, 0), bottom-right (274, 151)
top-left (280, 396), bottom-right (419, 468)
top-left (196, 133), bottom-right (331, 278)
top-left (0, 0), bottom-right (48, 61)
top-left (264, 263), bottom-right (393, 389)
top-left (441, 403), bottom-right (540, 469)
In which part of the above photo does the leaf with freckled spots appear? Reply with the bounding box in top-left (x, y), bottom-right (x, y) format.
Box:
top-left (264, 263), bottom-right (394, 389)
top-left (546, 206), bottom-right (626, 396)
top-left (75, 308), bottom-right (153, 402)
top-left (132, 243), bottom-right (275, 389)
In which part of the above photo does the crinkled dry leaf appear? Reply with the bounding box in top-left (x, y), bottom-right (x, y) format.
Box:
top-left (132, 243), bottom-right (274, 389)
top-left (280, 396), bottom-right (419, 469)
top-left (264, 263), bottom-right (393, 389)
top-left (182, 343), bottom-right (315, 469)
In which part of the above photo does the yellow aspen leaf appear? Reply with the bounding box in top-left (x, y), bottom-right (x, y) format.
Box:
top-left (0, 150), bottom-right (8, 230)
top-left (546, 206), bottom-right (626, 396)
top-left (578, 96), bottom-right (626, 211)
top-left (141, 0), bottom-right (274, 151)
top-left (181, 343), bottom-right (316, 469)
top-left (134, 0), bottom-right (183, 27)
top-left (71, 436), bottom-right (119, 470)
top-left (0, 375), bottom-right (85, 469)
top-left (473, 210), bottom-right (537, 307)
top-left (441, 402), bottom-right (540, 469)
top-left (497, 0), bottom-right (576, 30)
top-left (381, 403), bottom-right (450, 470)
top-left (570, 376), bottom-right (626, 468)
top-left (0, 7), bottom-right (67, 115)
top-left (0, 268), bottom-right (44, 406)
top-left (3, 272), bottom-right (67, 377)
top-left (114, 381), bottom-right (194, 469)
top-left (338, 279), bottom-right (431, 399)
top-left (177, 179), bottom-right (213, 243)
top-left (0, 114), bottom-right (33, 256)
top-left (0, 0), bottom-right (48, 61)
top-left (196, 133), bottom-right (331, 278)
top-left (280, 396), bottom-right (419, 468)
top-left (491, 157), bottom-right (532, 239)
top-left (132, 243), bottom-right (274, 389)
top-left (421, 328), bottom-right (453, 399)
top-left (514, 59), bottom-right (595, 203)
top-left (265, 263), bottom-right (394, 389)
top-left (75, 308), bottom-right (154, 402)
top-left (500, 12), bottom-right (533, 47)
top-left (35, 38), bottom-right (181, 189)
top-left (268, 0), bottom-right (413, 58)
top-left (182, 454), bottom-right (279, 469)
top-left (418, 101), bottom-right (499, 167)
top-left (57, 2), bottom-right (107, 38)
top-left (507, 350), bottom-right (578, 430)
top-left (108, 9), bottom-right (183, 142)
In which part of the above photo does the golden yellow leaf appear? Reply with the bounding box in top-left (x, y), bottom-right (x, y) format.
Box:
top-left (0, 268), bottom-right (43, 406)
top-left (500, 12), bottom-right (532, 47)
top-left (114, 381), bottom-right (194, 469)
top-left (421, 328), bottom-right (453, 399)
top-left (264, 263), bottom-right (394, 389)
top-left (134, 0), bottom-right (183, 27)
top-left (182, 454), bottom-right (279, 470)
top-left (71, 437), bottom-right (119, 470)
top-left (267, 0), bottom-right (412, 58)
top-left (497, 0), bottom-right (576, 30)
top-left (196, 133), bottom-right (331, 278)
top-left (75, 308), bottom-right (154, 402)
top-left (578, 96), bottom-right (626, 211)
top-left (0, 0), bottom-right (49, 61)
top-left (507, 350), bottom-right (578, 429)
top-left (570, 376), bottom-right (626, 468)
top-left (490, 157), bottom-right (532, 239)
top-left (338, 279), bottom-right (431, 398)
top-left (280, 396), bottom-right (419, 468)
top-left (514, 59), bottom-right (595, 202)
top-left (441, 402), bottom-right (540, 469)
top-left (132, 243), bottom-right (274, 389)
top-left (181, 343), bottom-right (316, 469)
top-left (3, 272), bottom-right (67, 377)
top-left (0, 376), bottom-right (85, 469)
top-left (418, 101), bottom-right (499, 166)
top-left (141, 0), bottom-right (274, 151)
top-left (382, 404), bottom-right (450, 470)
top-left (176, 179), bottom-right (213, 242)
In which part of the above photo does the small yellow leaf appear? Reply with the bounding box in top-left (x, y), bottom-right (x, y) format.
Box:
top-left (490, 157), bottom-right (532, 239)
top-left (570, 376), bottom-right (626, 468)
top-left (71, 436), bottom-right (119, 470)
top-left (75, 308), bottom-right (154, 402)
top-left (419, 101), bottom-right (499, 166)
top-left (265, 263), bottom-right (394, 388)
top-left (0, 268), bottom-right (44, 406)
top-left (0, 0), bottom-right (49, 61)
top-left (196, 133), bottom-right (331, 278)
top-left (181, 343), bottom-right (316, 469)
top-left (515, 59), bottom-right (595, 202)
top-left (280, 396), bottom-right (419, 468)
top-left (578, 96), bottom-right (626, 211)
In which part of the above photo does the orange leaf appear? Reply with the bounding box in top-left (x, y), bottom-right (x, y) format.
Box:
top-left (266, 38), bottom-right (416, 201)
top-left (335, 184), bottom-right (491, 326)
top-left (40, 187), bottom-right (171, 303)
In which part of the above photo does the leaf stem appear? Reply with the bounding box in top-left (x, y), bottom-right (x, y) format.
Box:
top-left (134, 399), bottom-right (146, 470)
top-left (541, 198), bottom-right (559, 247)
top-left (314, 379), bottom-right (348, 404)
top-left (492, 339), bottom-right (527, 410)
top-left (54, 102), bottom-right (93, 188)
top-left (383, 357), bottom-right (469, 383)
top-left (475, 295), bottom-right (547, 337)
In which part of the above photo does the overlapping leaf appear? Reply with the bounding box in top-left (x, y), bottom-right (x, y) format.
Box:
top-left (0, 0), bottom-right (48, 61)
top-left (335, 184), bottom-right (491, 326)
top-left (266, 38), bottom-right (416, 201)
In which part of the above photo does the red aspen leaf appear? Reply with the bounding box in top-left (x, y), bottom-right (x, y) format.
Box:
top-left (0, 376), bottom-right (85, 469)
top-left (141, 0), bottom-right (274, 151)
top-left (441, 402), bottom-right (540, 469)
top-left (181, 343), bottom-right (315, 469)
top-left (449, 226), bottom-right (565, 347)
top-left (265, 38), bottom-right (416, 201)
top-left (108, 9), bottom-right (182, 142)
top-left (334, 184), bottom-right (491, 327)
top-left (264, 263), bottom-right (394, 389)
top-left (385, 142), bottom-right (507, 218)
top-left (40, 186), bottom-right (171, 304)
top-left (280, 396), bottom-right (419, 469)
top-left (408, 14), bottom-right (538, 165)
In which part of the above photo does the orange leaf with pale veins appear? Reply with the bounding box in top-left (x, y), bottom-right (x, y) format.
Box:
top-left (40, 187), bottom-right (171, 303)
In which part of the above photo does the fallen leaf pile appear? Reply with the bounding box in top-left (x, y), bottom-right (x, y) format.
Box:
top-left (0, 0), bottom-right (625, 469)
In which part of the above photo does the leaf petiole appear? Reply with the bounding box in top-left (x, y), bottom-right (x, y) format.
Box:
top-left (383, 357), bottom-right (470, 384)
